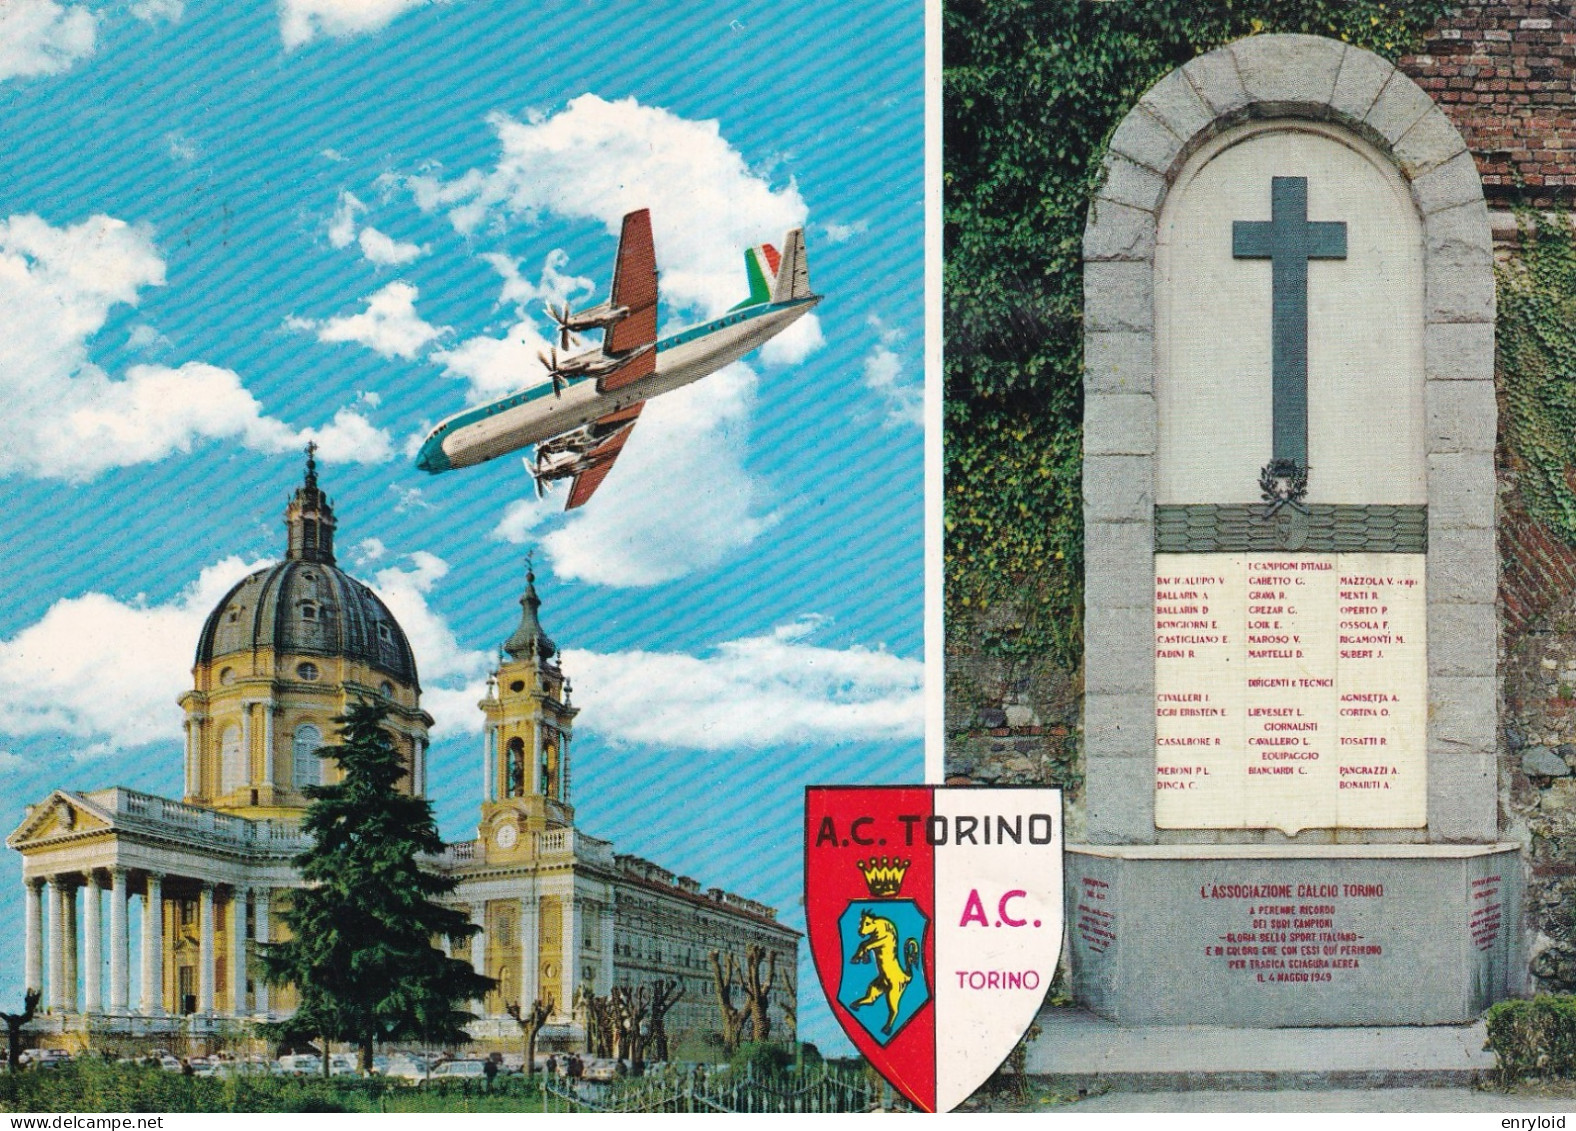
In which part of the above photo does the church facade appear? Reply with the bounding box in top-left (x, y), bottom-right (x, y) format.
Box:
top-left (7, 458), bottom-right (797, 1051)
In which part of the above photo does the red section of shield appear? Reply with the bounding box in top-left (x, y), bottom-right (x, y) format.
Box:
top-left (805, 786), bottom-right (936, 1112)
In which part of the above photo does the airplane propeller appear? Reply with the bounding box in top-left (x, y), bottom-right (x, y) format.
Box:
top-left (546, 302), bottom-right (573, 351)
top-left (536, 347), bottom-right (566, 398)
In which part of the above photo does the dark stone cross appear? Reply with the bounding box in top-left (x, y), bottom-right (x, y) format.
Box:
top-left (1232, 176), bottom-right (1347, 470)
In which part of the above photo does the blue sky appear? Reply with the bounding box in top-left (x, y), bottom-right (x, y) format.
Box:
top-left (0, 0), bottom-right (924, 1055)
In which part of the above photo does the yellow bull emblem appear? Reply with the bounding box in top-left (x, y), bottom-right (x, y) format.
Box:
top-left (849, 908), bottom-right (922, 1035)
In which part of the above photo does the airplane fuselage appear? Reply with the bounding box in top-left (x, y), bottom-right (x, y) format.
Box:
top-left (415, 295), bottom-right (821, 473)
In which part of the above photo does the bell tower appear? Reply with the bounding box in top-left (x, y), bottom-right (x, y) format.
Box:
top-left (478, 564), bottom-right (579, 862)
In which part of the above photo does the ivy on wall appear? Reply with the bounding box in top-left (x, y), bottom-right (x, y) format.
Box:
top-left (1501, 212), bottom-right (1576, 544)
top-left (943, 0), bottom-right (1452, 669)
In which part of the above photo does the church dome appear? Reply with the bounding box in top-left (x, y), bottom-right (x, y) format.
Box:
top-left (193, 449), bottom-right (419, 689)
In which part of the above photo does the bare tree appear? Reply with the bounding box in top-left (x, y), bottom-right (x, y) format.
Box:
top-left (708, 949), bottom-right (748, 1052)
top-left (577, 986), bottom-right (614, 1058)
top-left (0, 990), bottom-right (40, 1074)
top-left (609, 985), bottom-right (651, 1075)
top-left (741, 944), bottom-right (777, 1042)
top-left (648, 977), bottom-right (684, 1063)
top-left (504, 995), bottom-right (553, 1076)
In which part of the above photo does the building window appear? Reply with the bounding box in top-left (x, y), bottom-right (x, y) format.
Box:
top-left (505, 738), bottom-right (526, 798)
top-left (297, 662), bottom-right (319, 682)
top-left (377, 623), bottom-right (392, 642)
top-left (220, 725), bottom-right (244, 792)
top-left (219, 667), bottom-right (235, 685)
top-left (301, 603), bottom-right (317, 621)
top-left (293, 724), bottom-right (323, 790)
top-left (379, 681), bottom-right (394, 698)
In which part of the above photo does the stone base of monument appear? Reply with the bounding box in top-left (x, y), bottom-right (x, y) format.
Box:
top-left (1067, 844), bottom-right (1522, 1027)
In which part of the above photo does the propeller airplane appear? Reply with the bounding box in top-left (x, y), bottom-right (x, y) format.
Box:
top-left (414, 209), bottom-right (821, 509)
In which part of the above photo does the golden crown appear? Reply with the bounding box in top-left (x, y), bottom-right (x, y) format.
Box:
top-left (857, 856), bottom-right (910, 898)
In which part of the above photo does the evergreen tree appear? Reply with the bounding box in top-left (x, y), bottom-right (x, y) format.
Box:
top-left (260, 699), bottom-right (494, 1072)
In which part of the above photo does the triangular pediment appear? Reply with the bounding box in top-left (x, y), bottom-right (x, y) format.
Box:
top-left (6, 790), bottom-right (114, 849)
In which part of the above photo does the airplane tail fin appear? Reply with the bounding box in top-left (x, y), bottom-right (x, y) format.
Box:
top-left (770, 227), bottom-right (811, 304)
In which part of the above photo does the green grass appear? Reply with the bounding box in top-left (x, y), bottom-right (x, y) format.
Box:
top-left (0, 1061), bottom-right (568, 1113)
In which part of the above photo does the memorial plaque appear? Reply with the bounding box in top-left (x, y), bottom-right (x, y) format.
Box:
top-left (1155, 553), bottom-right (1425, 832)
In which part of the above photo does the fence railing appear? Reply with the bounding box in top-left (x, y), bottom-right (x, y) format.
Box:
top-left (541, 1062), bottom-right (897, 1114)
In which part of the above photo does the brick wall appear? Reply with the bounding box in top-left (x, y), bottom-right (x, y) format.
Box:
top-left (1401, 3), bottom-right (1576, 206)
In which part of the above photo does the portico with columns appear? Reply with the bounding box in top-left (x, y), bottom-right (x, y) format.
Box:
top-left (9, 788), bottom-right (298, 1032)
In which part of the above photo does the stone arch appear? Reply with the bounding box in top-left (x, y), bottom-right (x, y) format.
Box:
top-left (1081, 34), bottom-right (1496, 844)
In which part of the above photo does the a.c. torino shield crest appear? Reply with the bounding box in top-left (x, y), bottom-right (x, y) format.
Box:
top-left (805, 786), bottom-right (1063, 1112)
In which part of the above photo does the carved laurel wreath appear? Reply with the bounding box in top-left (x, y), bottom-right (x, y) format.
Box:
top-left (1259, 458), bottom-right (1310, 516)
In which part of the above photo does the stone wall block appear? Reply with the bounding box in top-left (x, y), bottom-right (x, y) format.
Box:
top-left (1393, 103), bottom-right (1469, 179)
top-left (1083, 454), bottom-right (1153, 522)
top-left (1429, 452), bottom-right (1496, 530)
top-left (1181, 48), bottom-right (1249, 120)
top-left (1084, 691), bottom-right (1154, 759)
top-left (1107, 105), bottom-right (1184, 177)
top-left (1364, 69), bottom-right (1435, 149)
top-left (1329, 47), bottom-right (1395, 124)
top-left (1411, 151), bottom-right (1488, 218)
top-left (1084, 199), bottom-right (1156, 263)
top-left (1084, 519), bottom-right (1155, 608)
top-left (1426, 379), bottom-right (1498, 454)
top-left (1138, 69), bottom-right (1214, 148)
top-left (1097, 154), bottom-right (1167, 213)
top-left (1426, 248), bottom-right (1496, 324)
top-left (1084, 331), bottom-right (1154, 396)
top-left (1084, 261), bottom-right (1154, 334)
top-left (1429, 676), bottom-right (1499, 755)
top-left (1428, 602), bottom-right (1499, 678)
top-left (1229, 34), bottom-right (1344, 117)
top-left (1084, 392), bottom-right (1156, 456)
top-left (1085, 606), bottom-right (1156, 696)
top-left (1427, 751), bottom-right (1497, 842)
top-left (1424, 322), bottom-right (1495, 382)
top-left (1429, 527), bottom-right (1498, 605)
top-left (1083, 754), bottom-right (1156, 844)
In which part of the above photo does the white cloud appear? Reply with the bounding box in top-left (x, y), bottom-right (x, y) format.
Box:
top-left (326, 190), bottom-right (425, 265)
top-left (365, 552), bottom-right (489, 736)
top-left (760, 312), bottom-right (825, 367)
top-left (481, 248), bottom-right (593, 312)
top-left (278, 0), bottom-right (442, 49)
top-left (862, 318), bottom-right (921, 428)
top-left (432, 315), bottom-right (556, 403)
top-left (0, 557), bottom-right (269, 750)
top-left (819, 220), bottom-right (867, 245)
top-left (565, 618), bottom-right (923, 750)
top-left (327, 190), bottom-right (364, 248)
top-left (408, 94), bottom-right (814, 320)
top-left (299, 405), bottom-right (395, 462)
top-left (289, 281), bottom-right (447, 359)
top-left (131, 0), bottom-right (184, 23)
top-left (166, 132), bottom-right (197, 162)
top-left (497, 364), bottom-right (778, 586)
top-left (358, 226), bottom-right (424, 266)
top-left (0, 1), bottom-right (96, 82)
top-left (0, 213), bottom-right (393, 480)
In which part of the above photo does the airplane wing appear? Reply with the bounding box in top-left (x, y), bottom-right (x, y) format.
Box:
top-left (564, 402), bottom-right (644, 510)
top-left (600, 209), bottom-right (659, 393)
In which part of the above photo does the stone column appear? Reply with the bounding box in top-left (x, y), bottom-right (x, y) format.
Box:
top-left (253, 891), bottom-right (270, 1016)
top-left (262, 701), bottom-right (275, 788)
top-left (469, 904), bottom-right (487, 1016)
top-left (598, 902), bottom-right (614, 996)
top-left (23, 878), bottom-right (43, 995)
top-left (61, 882), bottom-right (78, 1013)
top-left (229, 888), bottom-right (248, 1016)
top-left (561, 892), bottom-right (578, 1013)
top-left (483, 728), bottom-right (496, 802)
top-left (109, 869), bottom-right (129, 1013)
top-left (141, 873), bottom-right (164, 1015)
top-left (82, 873), bottom-right (102, 1014)
top-left (519, 897), bottom-right (538, 1007)
top-left (45, 877), bottom-right (62, 1012)
top-left (198, 883), bottom-right (215, 1013)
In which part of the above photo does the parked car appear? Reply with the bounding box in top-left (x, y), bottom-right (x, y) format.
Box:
top-left (581, 1058), bottom-right (621, 1083)
top-left (212, 1058), bottom-right (275, 1078)
top-left (275, 1053), bottom-right (322, 1076)
top-left (382, 1056), bottom-right (432, 1084)
top-left (428, 1059), bottom-right (488, 1083)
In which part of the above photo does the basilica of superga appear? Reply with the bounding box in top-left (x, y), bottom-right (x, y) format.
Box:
top-left (7, 455), bottom-right (797, 1050)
